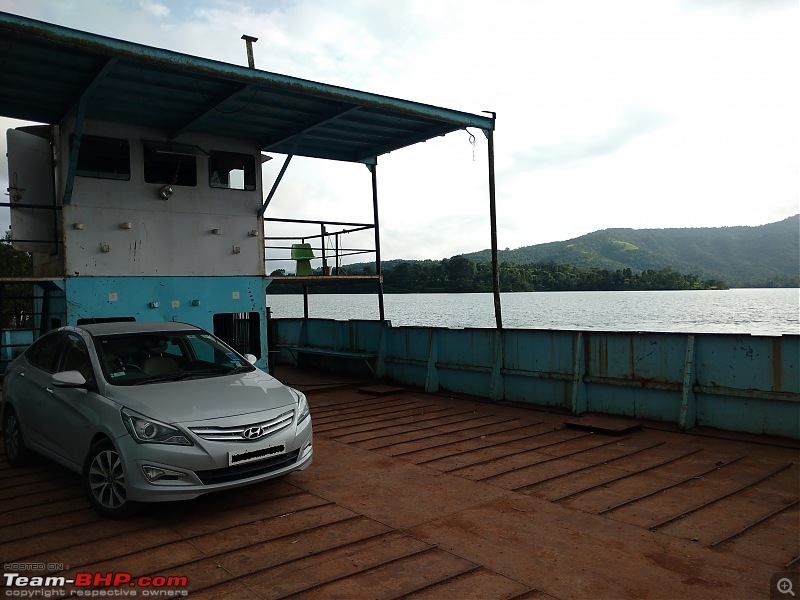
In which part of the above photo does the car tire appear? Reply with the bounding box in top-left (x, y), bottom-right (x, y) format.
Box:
top-left (82, 440), bottom-right (141, 518)
top-left (3, 406), bottom-right (31, 466)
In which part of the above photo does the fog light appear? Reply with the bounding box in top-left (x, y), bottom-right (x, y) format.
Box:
top-left (301, 442), bottom-right (312, 459)
top-left (142, 465), bottom-right (187, 482)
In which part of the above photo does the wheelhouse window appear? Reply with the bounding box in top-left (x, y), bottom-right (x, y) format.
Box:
top-left (209, 151), bottom-right (256, 191)
top-left (143, 141), bottom-right (201, 187)
top-left (74, 135), bottom-right (130, 180)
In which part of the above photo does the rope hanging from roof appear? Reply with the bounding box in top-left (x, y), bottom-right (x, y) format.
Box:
top-left (466, 129), bottom-right (477, 161)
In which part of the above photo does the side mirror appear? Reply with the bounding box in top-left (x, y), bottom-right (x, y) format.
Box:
top-left (243, 354), bottom-right (257, 365)
top-left (52, 370), bottom-right (88, 388)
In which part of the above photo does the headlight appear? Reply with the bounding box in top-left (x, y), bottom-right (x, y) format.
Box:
top-left (121, 408), bottom-right (192, 446)
top-left (290, 388), bottom-right (310, 424)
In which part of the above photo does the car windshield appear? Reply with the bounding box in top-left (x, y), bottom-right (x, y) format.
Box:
top-left (94, 330), bottom-right (255, 386)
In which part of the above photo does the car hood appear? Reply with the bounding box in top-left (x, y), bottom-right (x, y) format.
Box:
top-left (105, 371), bottom-right (296, 424)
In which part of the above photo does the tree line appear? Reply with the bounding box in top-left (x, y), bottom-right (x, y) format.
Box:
top-left (269, 257), bottom-right (727, 293)
top-left (383, 258), bottom-right (727, 292)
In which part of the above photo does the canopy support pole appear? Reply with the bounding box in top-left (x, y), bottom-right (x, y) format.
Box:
top-left (368, 163), bottom-right (385, 321)
top-left (484, 115), bottom-right (502, 329)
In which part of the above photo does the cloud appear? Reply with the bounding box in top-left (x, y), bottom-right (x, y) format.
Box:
top-left (382, 214), bottom-right (490, 262)
top-left (681, 0), bottom-right (795, 16)
top-left (139, 0), bottom-right (170, 19)
top-left (510, 108), bottom-right (671, 172)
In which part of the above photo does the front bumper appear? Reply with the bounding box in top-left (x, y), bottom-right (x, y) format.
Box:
top-left (116, 417), bottom-right (312, 503)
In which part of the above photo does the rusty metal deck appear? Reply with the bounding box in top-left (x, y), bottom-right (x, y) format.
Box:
top-left (2, 366), bottom-right (798, 599)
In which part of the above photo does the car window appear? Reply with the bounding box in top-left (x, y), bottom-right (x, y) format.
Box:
top-left (184, 334), bottom-right (243, 367)
top-left (58, 334), bottom-right (93, 380)
top-left (94, 330), bottom-right (253, 385)
top-left (25, 333), bottom-right (65, 373)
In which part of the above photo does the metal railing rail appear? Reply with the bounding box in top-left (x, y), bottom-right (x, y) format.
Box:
top-left (264, 217), bottom-right (377, 276)
top-left (0, 202), bottom-right (63, 256)
top-left (0, 237), bottom-right (66, 371)
top-left (0, 280), bottom-right (62, 373)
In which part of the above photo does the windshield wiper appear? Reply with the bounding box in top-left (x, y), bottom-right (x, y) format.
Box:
top-left (131, 371), bottom-right (214, 385)
top-left (131, 367), bottom-right (251, 384)
top-left (131, 374), bottom-right (186, 385)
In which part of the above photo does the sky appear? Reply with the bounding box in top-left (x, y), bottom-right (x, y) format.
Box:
top-left (0, 0), bottom-right (797, 263)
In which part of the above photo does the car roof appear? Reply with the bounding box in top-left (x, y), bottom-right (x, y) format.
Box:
top-left (76, 321), bottom-right (203, 336)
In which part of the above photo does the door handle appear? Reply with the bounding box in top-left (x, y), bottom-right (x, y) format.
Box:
top-left (46, 387), bottom-right (55, 394)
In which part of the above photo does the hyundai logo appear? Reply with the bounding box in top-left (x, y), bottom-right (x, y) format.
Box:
top-left (242, 426), bottom-right (266, 440)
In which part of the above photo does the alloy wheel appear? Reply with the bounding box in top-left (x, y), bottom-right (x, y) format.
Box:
top-left (3, 408), bottom-right (29, 466)
top-left (87, 448), bottom-right (128, 509)
top-left (4, 413), bottom-right (21, 462)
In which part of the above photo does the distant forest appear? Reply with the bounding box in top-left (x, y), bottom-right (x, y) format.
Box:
top-left (382, 259), bottom-right (727, 293)
top-left (268, 259), bottom-right (727, 294)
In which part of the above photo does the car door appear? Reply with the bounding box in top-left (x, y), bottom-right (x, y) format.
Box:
top-left (9, 332), bottom-right (66, 450)
top-left (38, 332), bottom-right (99, 469)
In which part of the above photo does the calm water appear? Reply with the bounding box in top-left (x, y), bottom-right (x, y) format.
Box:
top-left (266, 288), bottom-right (799, 336)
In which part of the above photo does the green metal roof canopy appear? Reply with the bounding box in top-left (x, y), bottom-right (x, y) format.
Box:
top-left (0, 12), bottom-right (494, 163)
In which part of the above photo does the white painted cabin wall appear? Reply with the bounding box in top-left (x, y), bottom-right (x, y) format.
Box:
top-left (57, 119), bottom-right (266, 277)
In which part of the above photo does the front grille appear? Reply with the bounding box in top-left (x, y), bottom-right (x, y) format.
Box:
top-left (196, 449), bottom-right (301, 485)
top-left (189, 410), bottom-right (294, 442)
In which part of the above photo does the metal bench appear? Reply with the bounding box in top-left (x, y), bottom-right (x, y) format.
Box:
top-left (277, 345), bottom-right (377, 376)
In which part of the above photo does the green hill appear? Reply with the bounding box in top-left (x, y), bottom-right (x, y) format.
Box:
top-left (459, 215), bottom-right (800, 287)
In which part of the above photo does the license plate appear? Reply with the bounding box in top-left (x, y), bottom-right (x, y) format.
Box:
top-left (228, 444), bottom-right (285, 466)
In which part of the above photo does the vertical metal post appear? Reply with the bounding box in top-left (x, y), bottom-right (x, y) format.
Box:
top-left (679, 334), bottom-right (697, 430)
top-left (369, 163), bottom-right (385, 321)
top-left (302, 285), bottom-right (309, 319)
top-left (241, 35), bottom-right (258, 69)
top-left (571, 331), bottom-right (587, 414)
top-left (485, 118), bottom-right (502, 329)
top-left (321, 224), bottom-right (328, 275)
top-left (265, 306), bottom-right (275, 375)
top-left (335, 233), bottom-right (341, 274)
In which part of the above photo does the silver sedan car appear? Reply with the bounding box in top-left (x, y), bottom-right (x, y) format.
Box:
top-left (2, 321), bottom-right (312, 517)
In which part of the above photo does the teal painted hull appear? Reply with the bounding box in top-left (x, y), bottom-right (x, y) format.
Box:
top-left (272, 318), bottom-right (800, 440)
top-left (64, 276), bottom-right (270, 369)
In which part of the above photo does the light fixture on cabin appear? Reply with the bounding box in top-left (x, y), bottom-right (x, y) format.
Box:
top-left (120, 222), bottom-right (132, 230)
top-left (212, 228), bottom-right (222, 235)
top-left (158, 185), bottom-right (173, 200)
top-left (232, 245), bottom-right (241, 254)
top-left (100, 242), bottom-right (110, 253)
top-left (73, 222), bottom-right (84, 230)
